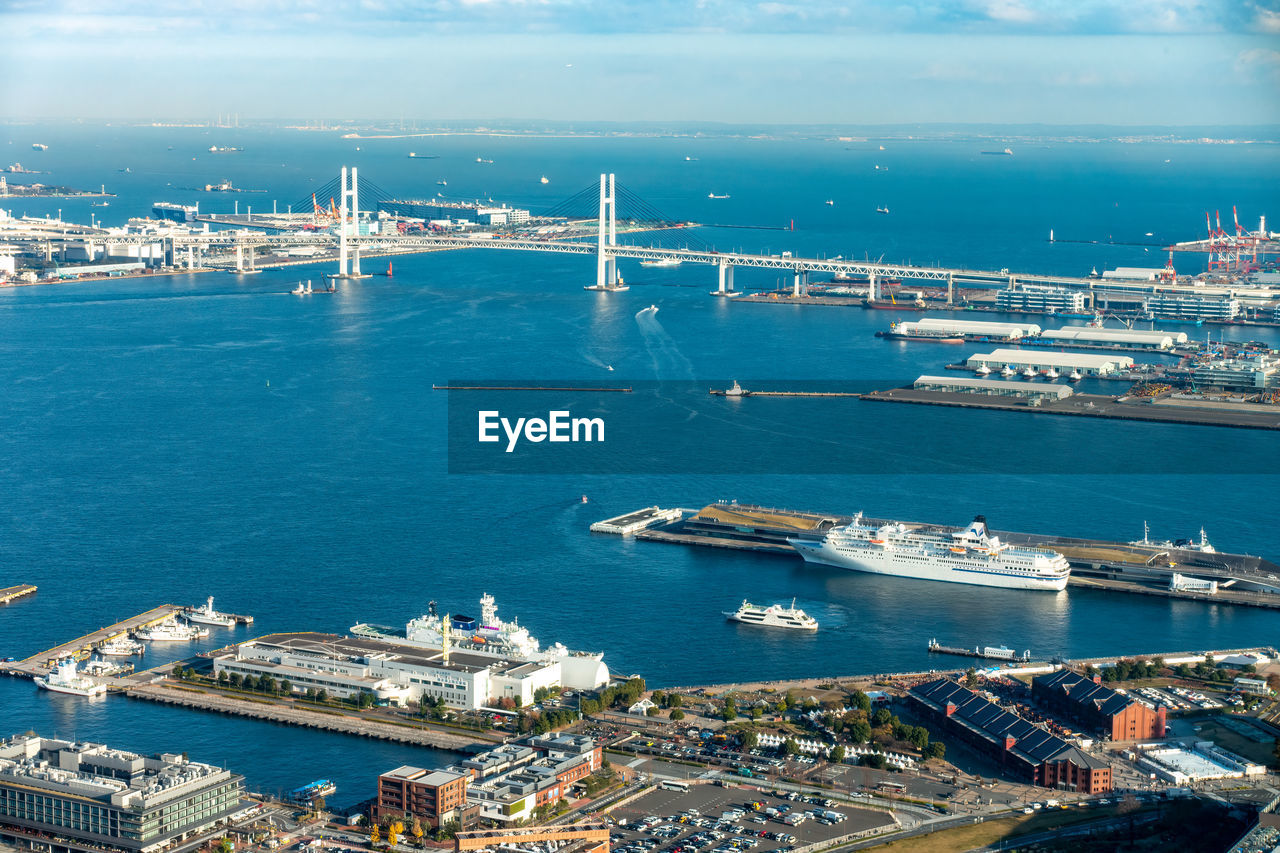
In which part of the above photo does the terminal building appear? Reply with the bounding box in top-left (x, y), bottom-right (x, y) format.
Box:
top-left (1144, 294), bottom-right (1241, 320)
top-left (1032, 669), bottom-right (1166, 741)
top-left (995, 286), bottom-right (1088, 314)
top-left (1037, 327), bottom-right (1187, 351)
top-left (909, 679), bottom-right (1112, 793)
top-left (0, 733), bottom-right (245, 853)
top-left (913, 375), bottom-right (1073, 403)
top-left (965, 349), bottom-right (1133, 377)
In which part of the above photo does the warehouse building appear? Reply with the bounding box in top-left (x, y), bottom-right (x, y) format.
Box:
top-left (965, 349), bottom-right (1133, 376)
top-left (996, 286), bottom-right (1088, 313)
top-left (0, 733), bottom-right (244, 853)
top-left (1191, 356), bottom-right (1279, 391)
top-left (1038, 327), bottom-right (1187, 350)
top-left (911, 318), bottom-right (1041, 339)
top-left (1032, 669), bottom-right (1166, 741)
top-left (913, 375), bottom-right (1073, 403)
top-left (909, 679), bottom-right (1112, 793)
top-left (1145, 295), bottom-right (1241, 320)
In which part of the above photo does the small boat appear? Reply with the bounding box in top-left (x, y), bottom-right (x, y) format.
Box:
top-left (32, 143), bottom-right (49, 151)
top-left (975, 364), bottom-right (992, 376)
top-left (98, 636), bottom-right (144, 656)
top-left (639, 258), bottom-right (681, 268)
top-left (292, 281), bottom-right (313, 295)
top-left (724, 380), bottom-right (747, 398)
top-left (91, 201), bottom-right (109, 207)
top-left (119, 167), bottom-right (131, 173)
top-left (581, 495), bottom-right (589, 504)
top-left (1021, 366), bottom-right (1037, 378)
top-left (1000, 365), bottom-right (1015, 377)
top-left (1068, 370), bottom-right (1082, 381)
top-left (186, 596), bottom-right (236, 627)
top-left (708, 192), bottom-right (730, 199)
top-left (605, 365), bottom-right (614, 371)
top-left (475, 157), bottom-right (493, 164)
top-left (1044, 368), bottom-right (1060, 379)
top-left (824, 199), bottom-right (834, 206)
top-left (878, 145), bottom-right (885, 151)
top-left (540, 176), bottom-right (550, 184)
top-left (875, 206), bottom-right (890, 214)
top-left (685, 156), bottom-right (698, 161)
top-left (647, 304), bottom-right (658, 313)
top-left (135, 619), bottom-right (208, 641)
top-left (436, 180), bottom-right (447, 186)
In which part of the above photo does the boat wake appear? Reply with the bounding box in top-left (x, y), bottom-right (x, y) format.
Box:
top-left (635, 307), bottom-right (694, 380)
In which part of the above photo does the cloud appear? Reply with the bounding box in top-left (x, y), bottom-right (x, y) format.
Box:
top-left (982, 0), bottom-right (1035, 25)
top-left (1235, 46), bottom-right (1280, 81)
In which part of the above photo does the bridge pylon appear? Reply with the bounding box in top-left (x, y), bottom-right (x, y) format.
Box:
top-left (595, 173), bottom-right (621, 289)
top-left (333, 165), bottom-right (371, 280)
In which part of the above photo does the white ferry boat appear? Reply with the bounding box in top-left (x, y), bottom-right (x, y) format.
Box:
top-left (35, 658), bottom-right (106, 697)
top-left (135, 619), bottom-right (208, 641)
top-left (186, 596), bottom-right (236, 627)
top-left (97, 636), bottom-right (144, 656)
top-left (789, 515), bottom-right (1071, 591)
top-left (725, 599), bottom-right (818, 631)
top-left (640, 258), bottom-right (681, 268)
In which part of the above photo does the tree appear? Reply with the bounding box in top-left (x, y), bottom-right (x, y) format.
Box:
top-left (316, 688), bottom-right (329, 703)
top-left (412, 816), bottom-right (423, 846)
top-left (388, 820), bottom-right (403, 847)
top-left (872, 708), bottom-right (892, 727)
top-left (217, 671), bottom-right (229, 686)
top-left (171, 664), bottom-right (184, 678)
top-left (229, 672), bottom-right (243, 688)
top-left (651, 690), bottom-right (666, 707)
top-left (964, 668), bottom-right (977, 688)
top-left (280, 679), bottom-right (292, 696)
top-left (848, 720), bottom-right (872, 744)
top-left (668, 693), bottom-right (683, 709)
top-left (216, 839), bottom-right (234, 853)
top-left (848, 690), bottom-right (871, 712)
top-left (370, 825), bottom-right (381, 846)
top-left (242, 674), bottom-right (258, 691)
top-left (829, 745), bottom-right (846, 763)
top-left (782, 738), bottom-right (800, 756)
top-left (646, 707), bottom-right (660, 717)
top-left (740, 730), bottom-right (759, 750)
top-left (859, 753), bottom-right (887, 770)
top-left (670, 709), bottom-right (685, 721)
top-left (926, 742), bottom-right (946, 760)
top-left (908, 726), bottom-right (930, 751)
top-left (723, 696), bottom-right (738, 721)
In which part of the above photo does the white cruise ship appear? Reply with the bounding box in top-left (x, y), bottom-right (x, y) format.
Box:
top-left (725, 599), bottom-right (818, 630)
top-left (35, 658), bottom-right (107, 697)
top-left (185, 596), bottom-right (236, 627)
top-left (135, 619), bottom-right (208, 641)
top-left (789, 515), bottom-right (1070, 591)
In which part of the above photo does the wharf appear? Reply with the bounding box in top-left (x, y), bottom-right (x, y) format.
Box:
top-left (860, 387), bottom-right (1280, 431)
top-left (597, 503), bottom-right (1280, 610)
top-left (1, 604), bottom-right (180, 677)
top-left (125, 683), bottom-right (485, 750)
top-left (927, 639), bottom-right (1030, 662)
top-left (0, 584), bottom-right (37, 604)
top-left (433, 385), bottom-right (633, 392)
top-left (709, 388), bottom-right (861, 398)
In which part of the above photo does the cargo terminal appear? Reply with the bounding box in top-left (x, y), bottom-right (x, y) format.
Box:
top-left (964, 349), bottom-right (1134, 376)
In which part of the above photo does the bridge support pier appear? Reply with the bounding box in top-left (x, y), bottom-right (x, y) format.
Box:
top-left (187, 246), bottom-right (195, 270)
top-left (868, 272), bottom-right (878, 302)
top-left (793, 271), bottom-right (809, 297)
top-left (716, 262), bottom-right (735, 295)
top-left (235, 245), bottom-right (244, 272)
top-left (247, 246), bottom-right (255, 271)
top-left (946, 273), bottom-right (954, 305)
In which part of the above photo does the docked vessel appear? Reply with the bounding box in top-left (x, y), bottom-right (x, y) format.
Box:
top-left (135, 619), bottom-right (208, 641)
top-left (789, 515), bottom-right (1071, 591)
top-left (640, 258), bottom-right (681, 268)
top-left (185, 596), bottom-right (236, 627)
top-left (708, 192), bottom-right (730, 199)
top-left (97, 636), bottom-right (144, 656)
top-left (287, 779), bottom-right (337, 804)
top-left (35, 658), bottom-right (106, 697)
top-left (351, 593), bottom-right (610, 690)
top-left (1130, 522), bottom-right (1216, 553)
top-left (725, 599), bottom-right (818, 631)
top-left (878, 323), bottom-right (963, 343)
top-left (152, 201), bottom-right (199, 222)
top-left (864, 299), bottom-right (926, 311)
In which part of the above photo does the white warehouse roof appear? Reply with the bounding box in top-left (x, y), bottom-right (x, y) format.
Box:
top-left (966, 348), bottom-right (1134, 371)
top-left (1042, 328), bottom-right (1187, 347)
top-left (913, 318), bottom-right (1041, 337)
top-left (915, 375), bottom-right (1073, 399)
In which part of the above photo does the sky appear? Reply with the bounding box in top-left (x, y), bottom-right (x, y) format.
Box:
top-left (1, 0), bottom-right (1278, 126)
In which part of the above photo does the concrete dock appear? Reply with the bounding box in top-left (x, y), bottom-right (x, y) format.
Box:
top-left (1, 604), bottom-right (180, 676)
top-left (0, 584), bottom-right (37, 605)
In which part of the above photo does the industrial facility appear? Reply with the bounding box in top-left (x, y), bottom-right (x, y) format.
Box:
top-left (913, 375), bottom-right (1074, 402)
top-left (1032, 670), bottom-right (1166, 741)
top-left (1037, 327), bottom-right (1187, 350)
top-left (965, 349), bottom-right (1134, 376)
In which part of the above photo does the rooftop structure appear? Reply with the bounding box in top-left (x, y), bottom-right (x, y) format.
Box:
top-left (910, 318), bottom-right (1041, 339)
top-left (965, 349), bottom-right (1133, 376)
top-left (1040, 327), bottom-right (1187, 349)
top-left (0, 734), bottom-right (243, 853)
top-left (1032, 669), bottom-right (1166, 741)
top-left (375, 767), bottom-right (472, 827)
top-left (995, 287), bottom-right (1088, 313)
top-left (1134, 742), bottom-right (1265, 784)
top-left (1145, 294), bottom-right (1241, 320)
top-left (914, 375), bottom-right (1073, 402)
top-left (1192, 356), bottom-right (1279, 391)
top-left (909, 678), bottom-right (1112, 793)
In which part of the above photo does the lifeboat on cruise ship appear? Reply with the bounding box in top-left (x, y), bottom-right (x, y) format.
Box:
top-left (949, 546), bottom-right (966, 553)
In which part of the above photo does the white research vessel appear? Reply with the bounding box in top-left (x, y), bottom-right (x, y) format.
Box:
top-left (135, 619), bottom-right (208, 641)
top-left (97, 636), bottom-right (144, 656)
top-left (789, 515), bottom-right (1070, 591)
top-left (185, 596), bottom-right (236, 627)
top-left (35, 658), bottom-right (107, 697)
top-left (725, 599), bottom-right (818, 630)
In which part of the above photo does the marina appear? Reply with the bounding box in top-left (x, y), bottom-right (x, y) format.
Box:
top-left (1, 604), bottom-right (182, 676)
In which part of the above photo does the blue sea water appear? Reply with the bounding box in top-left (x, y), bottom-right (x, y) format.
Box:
top-left (0, 125), bottom-right (1277, 805)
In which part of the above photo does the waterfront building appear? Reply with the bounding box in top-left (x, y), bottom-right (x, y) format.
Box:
top-left (374, 767), bottom-right (473, 827)
top-left (1234, 676), bottom-right (1271, 695)
top-left (211, 631), bottom-right (577, 710)
top-left (1133, 743), bottom-right (1265, 784)
top-left (910, 318), bottom-right (1040, 339)
top-left (0, 734), bottom-right (244, 853)
top-left (908, 679), bottom-right (1112, 793)
top-left (1145, 294), bottom-right (1241, 320)
top-left (456, 735), bottom-right (602, 823)
top-left (1038, 328), bottom-right (1186, 350)
top-left (913, 375), bottom-right (1074, 402)
top-left (1191, 356), bottom-right (1279, 391)
top-left (377, 200), bottom-right (530, 227)
top-left (995, 287), bottom-right (1088, 313)
top-left (1032, 669), bottom-right (1166, 741)
top-left (964, 349), bottom-right (1133, 376)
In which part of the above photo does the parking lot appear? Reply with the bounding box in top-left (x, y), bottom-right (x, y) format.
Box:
top-left (607, 784), bottom-right (895, 853)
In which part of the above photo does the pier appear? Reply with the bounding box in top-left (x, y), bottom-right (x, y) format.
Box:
top-left (1, 604), bottom-right (180, 676)
top-left (592, 502), bottom-right (1280, 610)
top-left (433, 385), bottom-right (633, 392)
top-left (0, 584), bottom-right (37, 605)
top-left (926, 639), bottom-right (1031, 662)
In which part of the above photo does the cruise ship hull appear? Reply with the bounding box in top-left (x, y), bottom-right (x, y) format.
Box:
top-left (790, 539), bottom-right (1069, 591)
top-left (35, 678), bottom-right (106, 697)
